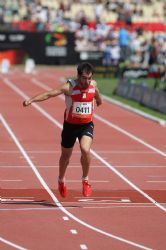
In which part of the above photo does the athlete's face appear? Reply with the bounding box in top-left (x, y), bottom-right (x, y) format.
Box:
top-left (78, 72), bottom-right (93, 89)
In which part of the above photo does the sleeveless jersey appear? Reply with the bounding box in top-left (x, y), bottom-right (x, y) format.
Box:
top-left (64, 79), bottom-right (96, 124)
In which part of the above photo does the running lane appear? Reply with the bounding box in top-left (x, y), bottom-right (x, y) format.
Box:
top-left (0, 67), bottom-right (166, 250)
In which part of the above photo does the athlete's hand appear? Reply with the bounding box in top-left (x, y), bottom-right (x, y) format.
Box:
top-left (96, 99), bottom-right (102, 106)
top-left (23, 100), bottom-right (32, 107)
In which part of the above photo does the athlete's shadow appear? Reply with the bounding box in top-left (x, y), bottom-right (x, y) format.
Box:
top-left (0, 188), bottom-right (81, 208)
top-left (1, 199), bottom-right (81, 208)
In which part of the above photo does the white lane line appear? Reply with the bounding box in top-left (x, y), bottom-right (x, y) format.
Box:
top-left (0, 165), bottom-right (166, 168)
top-left (66, 180), bottom-right (109, 183)
top-left (70, 229), bottom-right (78, 235)
top-left (32, 78), bottom-right (166, 158)
top-left (102, 94), bottom-right (166, 126)
top-left (121, 199), bottom-right (130, 202)
top-left (95, 114), bottom-right (166, 158)
top-left (0, 165), bottom-right (104, 168)
top-left (116, 166), bottom-right (166, 168)
top-left (147, 181), bottom-right (166, 183)
top-left (2, 78), bottom-right (166, 212)
top-left (63, 216), bottom-right (69, 221)
top-left (91, 149), bottom-right (166, 213)
top-left (0, 150), bottom-right (62, 153)
top-left (148, 176), bottom-right (166, 177)
top-left (0, 208), bottom-right (60, 211)
top-left (80, 244), bottom-right (88, 250)
top-left (1, 204), bottom-right (166, 211)
top-left (0, 117), bottom-right (153, 250)
top-left (0, 237), bottom-right (27, 250)
top-left (1, 150), bottom-right (165, 154)
top-left (77, 196), bottom-right (129, 199)
top-left (0, 179), bottom-right (23, 182)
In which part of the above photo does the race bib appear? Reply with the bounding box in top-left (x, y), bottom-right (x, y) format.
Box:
top-left (72, 102), bottom-right (92, 117)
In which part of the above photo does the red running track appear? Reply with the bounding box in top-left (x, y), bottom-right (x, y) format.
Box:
top-left (0, 66), bottom-right (166, 250)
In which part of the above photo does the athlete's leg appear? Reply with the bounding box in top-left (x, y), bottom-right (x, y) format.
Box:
top-left (58, 146), bottom-right (73, 198)
top-left (59, 146), bottom-right (73, 181)
top-left (79, 135), bottom-right (92, 178)
top-left (59, 121), bottom-right (76, 181)
top-left (79, 135), bottom-right (93, 196)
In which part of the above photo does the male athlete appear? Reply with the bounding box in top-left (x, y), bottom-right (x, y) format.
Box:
top-left (23, 62), bottom-right (102, 198)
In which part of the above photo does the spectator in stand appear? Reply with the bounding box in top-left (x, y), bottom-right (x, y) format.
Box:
top-left (94, 0), bottom-right (104, 21)
top-left (129, 49), bottom-right (144, 68)
top-left (102, 38), bottom-right (120, 67)
top-left (148, 37), bottom-right (160, 65)
top-left (118, 24), bottom-right (131, 62)
top-left (75, 9), bottom-right (88, 28)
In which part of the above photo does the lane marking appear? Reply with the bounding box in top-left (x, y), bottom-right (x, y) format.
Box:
top-left (77, 201), bottom-right (129, 204)
top-left (80, 244), bottom-right (88, 250)
top-left (91, 150), bottom-right (166, 213)
top-left (0, 115), bottom-right (154, 250)
top-left (0, 237), bottom-right (27, 250)
top-left (0, 208), bottom-right (58, 211)
top-left (78, 199), bottom-right (94, 202)
top-left (0, 165), bottom-right (166, 168)
top-left (77, 196), bottom-right (131, 199)
top-left (95, 114), bottom-right (166, 158)
top-left (0, 165), bottom-right (105, 168)
top-left (0, 149), bottom-right (164, 154)
top-left (121, 199), bottom-right (130, 202)
top-left (0, 179), bottom-right (23, 182)
top-left (1, 198), bottom-right (35, 202)
top-left (32, 77), bottom-right (166, 158)
top-left (116, 166), bottom-right (166, 168)
top-left (66, 180), bottom-right (109, 183)
top-left (70, 229), bottom-right (78, 235)
top-left (63, 216), bottom-right (69, 221)
top-left (147, 181), bottom-right (166, 183)
top-left (148, 175), bottom-right (166, 177)
top-left (1, 204), bottom-right (166, 211)
top-left (102, 94), bottom-right (166, 126)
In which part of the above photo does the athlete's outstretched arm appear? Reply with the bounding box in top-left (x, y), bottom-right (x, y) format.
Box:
top-left (23, 82), bottom-right (70, 107)
top-left (95, 86), bottom-right (102, 106)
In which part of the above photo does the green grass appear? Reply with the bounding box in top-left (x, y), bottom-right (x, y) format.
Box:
top-left (95, 77), bottom-right (166, 121)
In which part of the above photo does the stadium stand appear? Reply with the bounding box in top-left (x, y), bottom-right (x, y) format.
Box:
top-left (0, 1), bottom-right (165, 113)
top-left (0, 0), bottom-right (165, 73)
top-left (0, 0), bottom-right (166, 31)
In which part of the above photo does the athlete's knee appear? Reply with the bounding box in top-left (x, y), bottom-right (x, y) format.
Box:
top-left (60, 152), bottom-right (70, 162)
top-left (81, 147), bottom-right (91, 157)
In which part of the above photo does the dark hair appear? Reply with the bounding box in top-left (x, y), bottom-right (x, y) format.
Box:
top-left (77, 62), bottom-right (94, 75)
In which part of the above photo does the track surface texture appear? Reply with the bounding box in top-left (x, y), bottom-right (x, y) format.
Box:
top-left (0, 66), bottom-right (166, 250)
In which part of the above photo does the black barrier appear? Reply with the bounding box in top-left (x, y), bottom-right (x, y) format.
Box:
top-left (115, 79), bottom-right (130, 97)
top-left (0, 31), bottom-right (104, 65)
top-left (115, 80), bottom-right (166, 114)
top-left (0, 32), bottom-right (78, 65)
top-left (140, 88), bottom-right (153, 107)
top-left (131, 84), bottom-right (146, 102)
top-left (24, 32), bottom-right (78, 65)
top-left (157, 91), bottom-right (166, 113)
top-left (139, 88), bottom-right (166, 113)
top-left (0, 33), bottom-right (26, 50)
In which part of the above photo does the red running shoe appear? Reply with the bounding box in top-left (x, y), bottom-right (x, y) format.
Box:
top-left (82, 180), bottom-right (92, 197)
top-left (58, 181), bottom-right (67, 198)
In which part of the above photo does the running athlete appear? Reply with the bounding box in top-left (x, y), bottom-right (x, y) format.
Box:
top-left (23, 62), bottom-right (102, 198)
